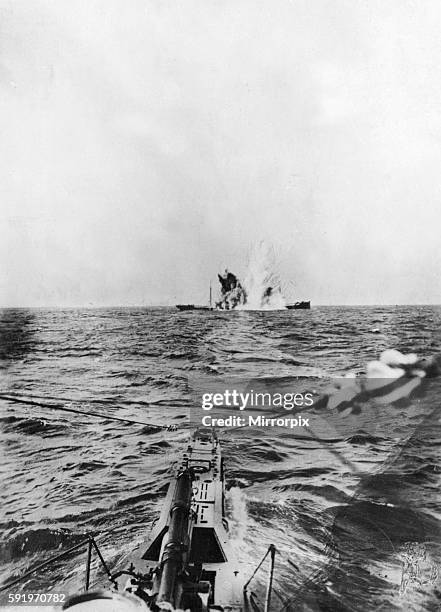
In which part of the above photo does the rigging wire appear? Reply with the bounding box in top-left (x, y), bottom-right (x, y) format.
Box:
top-left (0, 393), bottom-right (178, 431)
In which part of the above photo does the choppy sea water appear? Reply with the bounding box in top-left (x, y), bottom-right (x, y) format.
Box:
top-left (0, 306), bottom-right (440, 611)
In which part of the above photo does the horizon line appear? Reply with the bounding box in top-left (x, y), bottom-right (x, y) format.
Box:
top-left (0, 303), bottom-right (440, 309)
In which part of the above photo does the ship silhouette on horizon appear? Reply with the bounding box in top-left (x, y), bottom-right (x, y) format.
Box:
top-left (176, 269), bottom-right (310, 311)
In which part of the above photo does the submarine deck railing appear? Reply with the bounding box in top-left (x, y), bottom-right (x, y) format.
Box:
top-left (3, 537), bottom-right (288, 611)
top-left (243, 544), bottom-right (277, 612)
top-left (0, 535), bottom-right (115, 596)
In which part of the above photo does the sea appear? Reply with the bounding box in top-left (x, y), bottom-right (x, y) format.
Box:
top-left (0, 306), bottom-right (440, 611)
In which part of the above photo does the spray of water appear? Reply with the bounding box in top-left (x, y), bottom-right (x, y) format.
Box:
top-left (238, 242), bottom-right (286, 310)
top-left (228, 486), bottom-right (248, 544)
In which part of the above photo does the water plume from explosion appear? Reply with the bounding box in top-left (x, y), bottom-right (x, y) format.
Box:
top-left (216, 242), bottom-right (286, 310)
top-left (240, 242), bottom-right (286, 310)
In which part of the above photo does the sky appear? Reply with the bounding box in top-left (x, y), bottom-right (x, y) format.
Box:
top-left (1, 0), bottom-right (441, 306)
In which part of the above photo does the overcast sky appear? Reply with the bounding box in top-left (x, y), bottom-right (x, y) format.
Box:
top-left (1, 0), bottom-right (441, 306)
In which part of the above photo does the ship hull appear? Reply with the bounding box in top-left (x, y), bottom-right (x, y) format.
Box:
top-left (176, 304), bottom-right (212, 311)
top-left (286, 301), bottom-right (311, 309)
top-left (177, 302), bottom-right (311, 311)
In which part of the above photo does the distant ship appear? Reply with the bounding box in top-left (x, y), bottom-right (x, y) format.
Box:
top-left (286, 301), bottom-right (310, 310)
top-left (176, 272), bottom-right (310, 311)
top-left (176, 304), bottom-right (213, 311)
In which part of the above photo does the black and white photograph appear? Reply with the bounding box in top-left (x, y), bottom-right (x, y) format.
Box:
top-left (1, 1), bottom-right (440, 611)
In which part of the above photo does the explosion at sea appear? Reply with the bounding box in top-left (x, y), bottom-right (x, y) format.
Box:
top-left (216, 243), bottom-right (286, 310)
